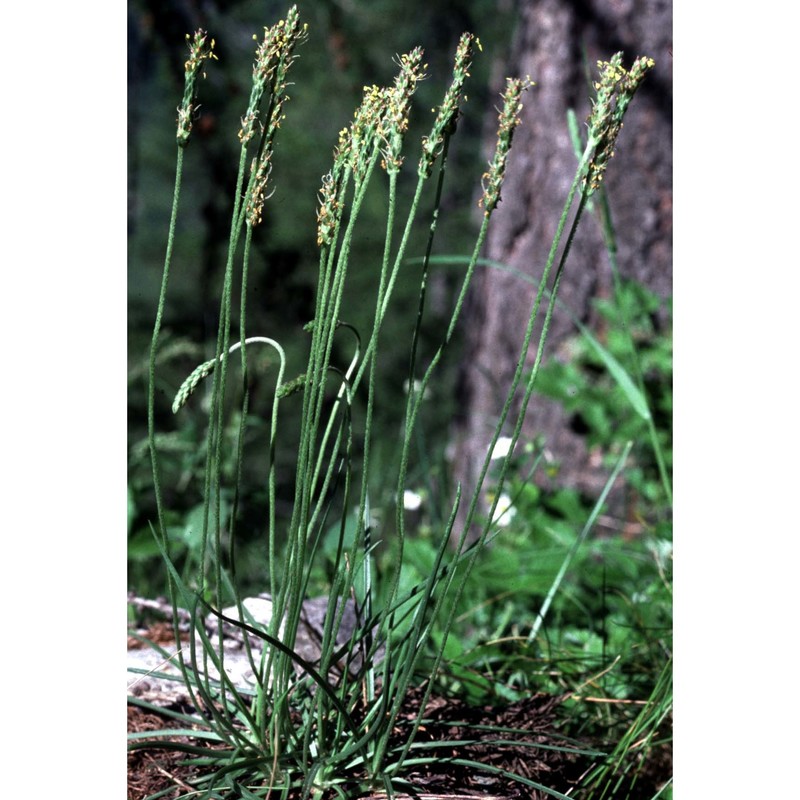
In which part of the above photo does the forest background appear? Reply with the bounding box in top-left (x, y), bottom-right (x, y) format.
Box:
top-left (2, 1), bottom-right (798, 797)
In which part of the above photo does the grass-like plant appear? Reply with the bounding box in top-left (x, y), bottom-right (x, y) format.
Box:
top-left (128, 7), bottom-right (657, 798)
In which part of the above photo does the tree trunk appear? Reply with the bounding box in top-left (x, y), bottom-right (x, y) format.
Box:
top-left (451, 0), bottom-right (672, 539)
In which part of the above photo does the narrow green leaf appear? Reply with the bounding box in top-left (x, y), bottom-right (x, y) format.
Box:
top-left (571, 316), bottom-right (651, 420)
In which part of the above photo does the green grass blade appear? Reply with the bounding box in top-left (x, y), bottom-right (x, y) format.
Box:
top-left (528, 441), bottom-right (633, 644)
top-left (569, 316), bottom-right (651, 420)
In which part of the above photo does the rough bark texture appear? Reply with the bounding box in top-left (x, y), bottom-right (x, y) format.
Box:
top-left (452, 0), bottom-right (672, 536)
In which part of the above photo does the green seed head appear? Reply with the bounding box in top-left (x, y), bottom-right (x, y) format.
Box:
top-left (480, 76), bottom-right (535, 215)
top-left (176, 29), bottom-right (218, 148)
top-left (585, 54), bottom-right (655, 194)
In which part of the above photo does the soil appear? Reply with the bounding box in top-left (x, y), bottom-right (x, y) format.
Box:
top-left (128, 691), bottom-right (579, 800)
top-left (128, 623), bottom-right (671, 799)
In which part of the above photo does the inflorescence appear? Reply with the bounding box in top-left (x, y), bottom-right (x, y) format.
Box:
top-left (585, 53), bottom-right (655, 194)
top-left (177, 29), bottom-right (218, 147)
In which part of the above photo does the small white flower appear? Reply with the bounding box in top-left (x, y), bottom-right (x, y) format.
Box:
top-left (490, 436), bottom-right (514, 461)
top-left (403, 489), bottom-right (423, 511)
top-left (403, 378), bottom-right (430, 400)
top-left (492, 493), bottom-right (516, 527)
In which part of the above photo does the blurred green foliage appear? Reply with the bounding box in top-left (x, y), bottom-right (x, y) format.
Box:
top-left (349, 279), bottom-right (673, 706)
top-left (534, 280), bottom-right (673, 511)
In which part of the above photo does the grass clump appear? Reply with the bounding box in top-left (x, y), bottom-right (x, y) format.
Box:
top-left (128, 6), bottom-right (663, 798)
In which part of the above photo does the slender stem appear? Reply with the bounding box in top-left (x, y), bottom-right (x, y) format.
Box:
top-left (529, 442), bottom-right (633, 643)
top-left (146, 145), bottom-right (205, 711)
top-left (147, 146), bottom-right (184, 546)
top-left (198, 144), bottom-right (250, 599)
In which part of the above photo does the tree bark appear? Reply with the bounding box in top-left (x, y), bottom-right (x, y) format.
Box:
top-left (451, 0), bottom-right (672, 538)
